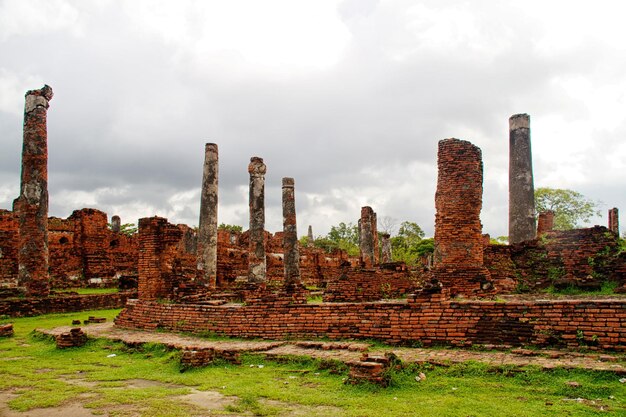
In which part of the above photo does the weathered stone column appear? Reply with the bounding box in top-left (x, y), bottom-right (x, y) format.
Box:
top-left (537, 210), bottom-right (555, 236)
top-left (248, 157), bottom-right (267, 284)
top-left (380, 233), bottom-right (392, 263)
top-left (282, 177), bottom-right (301, 288)
top-left (307, 225), bottom-right (314, 247)
top-left (198, 143), bottom-right (219, 288)
top-left (433, 138), bottom-right (491, 295)
top-left (509, 113), bottom-right (536, 244)
top-left (16, 85), bottom-right (53, 297)
top-left (609, 208), bottom-right (619, 235)
top-left (111, 215), bottom-right (121, 233)
top-left (359, 206), bottom-right (376, 267)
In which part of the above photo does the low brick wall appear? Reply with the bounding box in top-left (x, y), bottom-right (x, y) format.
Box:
top-left (115, 298), bottom-right (626, 351)
top-left (0, 291), bottom-right (136, 317)
top-left (323, 269), bottom-right (420, 302)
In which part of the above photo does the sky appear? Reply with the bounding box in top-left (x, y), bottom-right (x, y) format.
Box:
top-left (1, 0), bottom-right (625, 238)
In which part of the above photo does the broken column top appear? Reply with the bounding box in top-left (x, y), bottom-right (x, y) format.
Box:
top-left (205, 142), bottom-right (218, 151)
top-left (509, 113), bottom-right (530, 130)
top-left (25, 85), bottom-right (53, 113)
top-left (282, 177), bottom-right (294, 187)
top-left (248, 157), bottom-right (266, 175)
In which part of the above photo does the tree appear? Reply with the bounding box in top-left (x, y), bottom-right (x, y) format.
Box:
top-left (315, 222), bottom-right (359, 256)
top-left (218, 223), bottom-right (243, 233)
top-left (390, 221), bottom-right (431, 266)
top-left (378, 216), bottom-right (398, 235)
top-left (534, 187), bottom-right (601, 230)
top-left (107, 222), bottom-right (137, 236)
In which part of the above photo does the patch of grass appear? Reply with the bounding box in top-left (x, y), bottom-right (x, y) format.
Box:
top-left (54, 287), bottom-right (120, 295)
top-left (1, 310), bottom-right (626, 416)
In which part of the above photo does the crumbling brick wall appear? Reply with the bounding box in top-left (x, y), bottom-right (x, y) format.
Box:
top-left (137, 216), bottom-right (198, 301)
top-left (483, 226), bottom-right (624, 293)
top-left (323, 267), bottom-right (420, 302)
top-left (116, 298), bottom-right (626, 351)
top-left (0, 210), bottom-right (18, 289)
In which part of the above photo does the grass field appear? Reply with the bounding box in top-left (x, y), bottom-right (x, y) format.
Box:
top-left (1, 309), bottom-right (626, 416)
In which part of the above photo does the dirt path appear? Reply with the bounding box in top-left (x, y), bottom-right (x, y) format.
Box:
top-left (38, 322), bottom-right (626, 373)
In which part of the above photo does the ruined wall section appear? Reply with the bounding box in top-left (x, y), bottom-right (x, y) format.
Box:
top-left (0, 210), bottom-right (18, 289)
top-left (117, 298), bottom-right (626, 351)
top-left (323, 268), bottom-right (420, 302)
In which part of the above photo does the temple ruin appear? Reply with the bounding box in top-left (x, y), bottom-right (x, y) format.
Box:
top-left (2, 86), bottom-right (626, 352)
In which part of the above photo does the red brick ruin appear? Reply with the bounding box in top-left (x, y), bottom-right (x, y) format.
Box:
top-left (433, 138), bottom-right (491, 295)
top-left (3, 86), bottom-right (626, 351)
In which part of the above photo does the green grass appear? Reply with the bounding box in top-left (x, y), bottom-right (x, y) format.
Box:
top-left (1, 309), bottom-right (626, 416)
top-left (54, 287), bottom-right (120, 295)
top-left (543, 281), bottom-right (620, 296)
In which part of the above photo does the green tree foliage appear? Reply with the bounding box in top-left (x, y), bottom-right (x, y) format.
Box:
top-left (534, 187), bottom-right (600, 230)
top-left (313, 222), bottom-right (359, 256)
top-left (107, 222), bottom-right (137, 236)
top-left (218, 223), bottom-right (243, 233)
top-left (390, 221), bottom-right (432, 266)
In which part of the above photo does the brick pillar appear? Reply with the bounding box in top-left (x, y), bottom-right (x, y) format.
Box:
top-left (198, 143), bottom-right (219, 288)
top-left (111, 215), bottom-right (121, 233)
top-left (433, 138), bottom-right (491, 295)
top-left (282, 177), bottom-right (301, 288)
top-left (16, 85), bottom-right (53, 297)
top-left (137, 216), bottom-right (182, 300)
top-left (380, 233), bottom-right (392, 263)
top-left (69, 208), bottom-right (113, 280)
top-left (248, 157), bottom-right (267, 285)
top-left (509, 113), bottom-right (536, 244)
top-left (359, 206), bottom-right (376, 267)
top-left (608, 208), bottom-right (619, 235)
top-left (307, 225), bottom-right (314, 247)
top-left (537, 210), bottom-right (555, 236)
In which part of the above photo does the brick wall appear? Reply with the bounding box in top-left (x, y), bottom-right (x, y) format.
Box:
top-left (0, 210), bottom-right (18, 288)
top-left (0, 291), bottom-right (135, 317)
top-left (323, 268), bottom-right (420, 302)
top-left (115, 297), bottom-right (626, 351)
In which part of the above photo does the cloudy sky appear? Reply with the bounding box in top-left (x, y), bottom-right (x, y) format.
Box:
top-left (1, 0), bottom-right (625, 238)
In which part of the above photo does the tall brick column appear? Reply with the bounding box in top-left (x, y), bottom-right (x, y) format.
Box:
top-left (433, 138), bottom-right (491, 295)
top-left (282, 177), bottom-right (301, 288)
top-left (138, 216), bottom-right (182, 300)
top-left (537, 211), bottom-right (555, 236)
top-left (609, 208), bottom-right (619, 235)
top-left (509, 113), bottom-right (536, 244)
top-left (198, 143), bottom-right (219, 288)
top-left (380, 233), bottom-right (392, 263)
top-left (359, 206), bottom-right (377, 267)
top-left (248, 157), bottom-right (267, 285)
top-left (15, 85), bottom-right (53, 297)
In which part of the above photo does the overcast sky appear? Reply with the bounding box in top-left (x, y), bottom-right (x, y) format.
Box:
top-left (1, 0), bottom-right (625, 238)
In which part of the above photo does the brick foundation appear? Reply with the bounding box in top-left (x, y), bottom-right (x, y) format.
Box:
top-left (116, 297), bottom-right (626, 351)
top-left (0, 292), bottom-right (135, 317)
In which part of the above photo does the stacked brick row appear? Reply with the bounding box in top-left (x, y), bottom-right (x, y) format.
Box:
top-left (323, 269), bottom-right (420, 302)
top-left (0, 292), bottom-right (134, 317)
top-left (482, 245), bottom-right (517, 293)
top-left (116, 298), bottom-right (626, 350)
top-left (433, 139), bottom-right (491, 295)
top-left (55, 328), bottom-right (87, 348)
